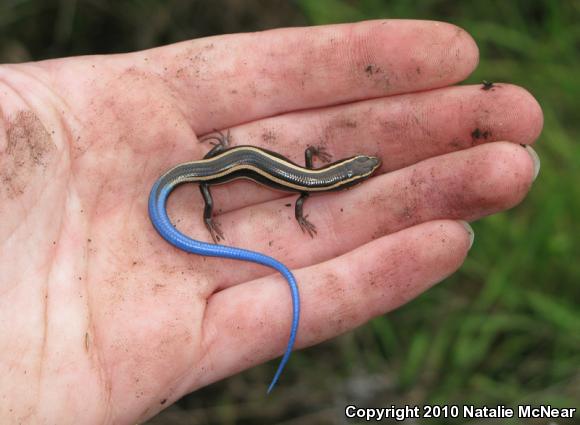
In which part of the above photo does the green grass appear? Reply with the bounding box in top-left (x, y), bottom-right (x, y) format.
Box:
top-left (1, 1), bottom-right (578, 423)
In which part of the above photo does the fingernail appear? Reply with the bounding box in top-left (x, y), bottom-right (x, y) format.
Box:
top-left (523, 144), bottom-right (540, 181)
top-left (458, 220), bottom-right (475, 250)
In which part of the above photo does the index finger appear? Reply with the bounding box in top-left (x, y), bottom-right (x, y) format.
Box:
top-left (143, 20), bottom-right (479, 133)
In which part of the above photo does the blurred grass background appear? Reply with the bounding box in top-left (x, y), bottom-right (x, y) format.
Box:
top-left (2, 1), bottom-right (578, 424)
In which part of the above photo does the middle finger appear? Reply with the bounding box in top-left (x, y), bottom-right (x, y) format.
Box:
top-left (182, 83), bottom-right (542, 215)
top-left (171, 141), bottom-right (536, 289)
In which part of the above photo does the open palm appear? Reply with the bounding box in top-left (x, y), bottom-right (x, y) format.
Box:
top-left (0, 20), bottom-right (541, 424)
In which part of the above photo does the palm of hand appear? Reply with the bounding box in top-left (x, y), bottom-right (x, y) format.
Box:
top-left (1, 55), bottom-right (220, 422)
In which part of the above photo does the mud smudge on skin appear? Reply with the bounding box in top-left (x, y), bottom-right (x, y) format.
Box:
top-left (1, 110), bottom-right (56, 198)
top-left (6, 111), bottom-right (54, 166)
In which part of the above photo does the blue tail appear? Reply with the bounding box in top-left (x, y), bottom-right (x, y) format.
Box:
top-left (149, 179), bottom-right (300, 393)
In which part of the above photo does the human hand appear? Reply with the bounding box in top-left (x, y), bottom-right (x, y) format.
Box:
top-left (0, 20), bottom-right (542, 423)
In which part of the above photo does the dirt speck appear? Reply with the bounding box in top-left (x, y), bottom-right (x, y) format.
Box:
top-left (481, 80), bottom-right (496, 91)
top-left (365, 64), bottom-right (383, 76)
top-left (448, 138), bottom-right (463, 149)
top-left (338, 118), bottom-right (357, 129)
top-left (261, 129), bottom-right (277, 144)
top-left (471, 128), bottom-right (491, 143)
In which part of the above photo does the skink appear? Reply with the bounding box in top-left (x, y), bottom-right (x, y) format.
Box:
top-left (148, 131), bottom-right (381, 393)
